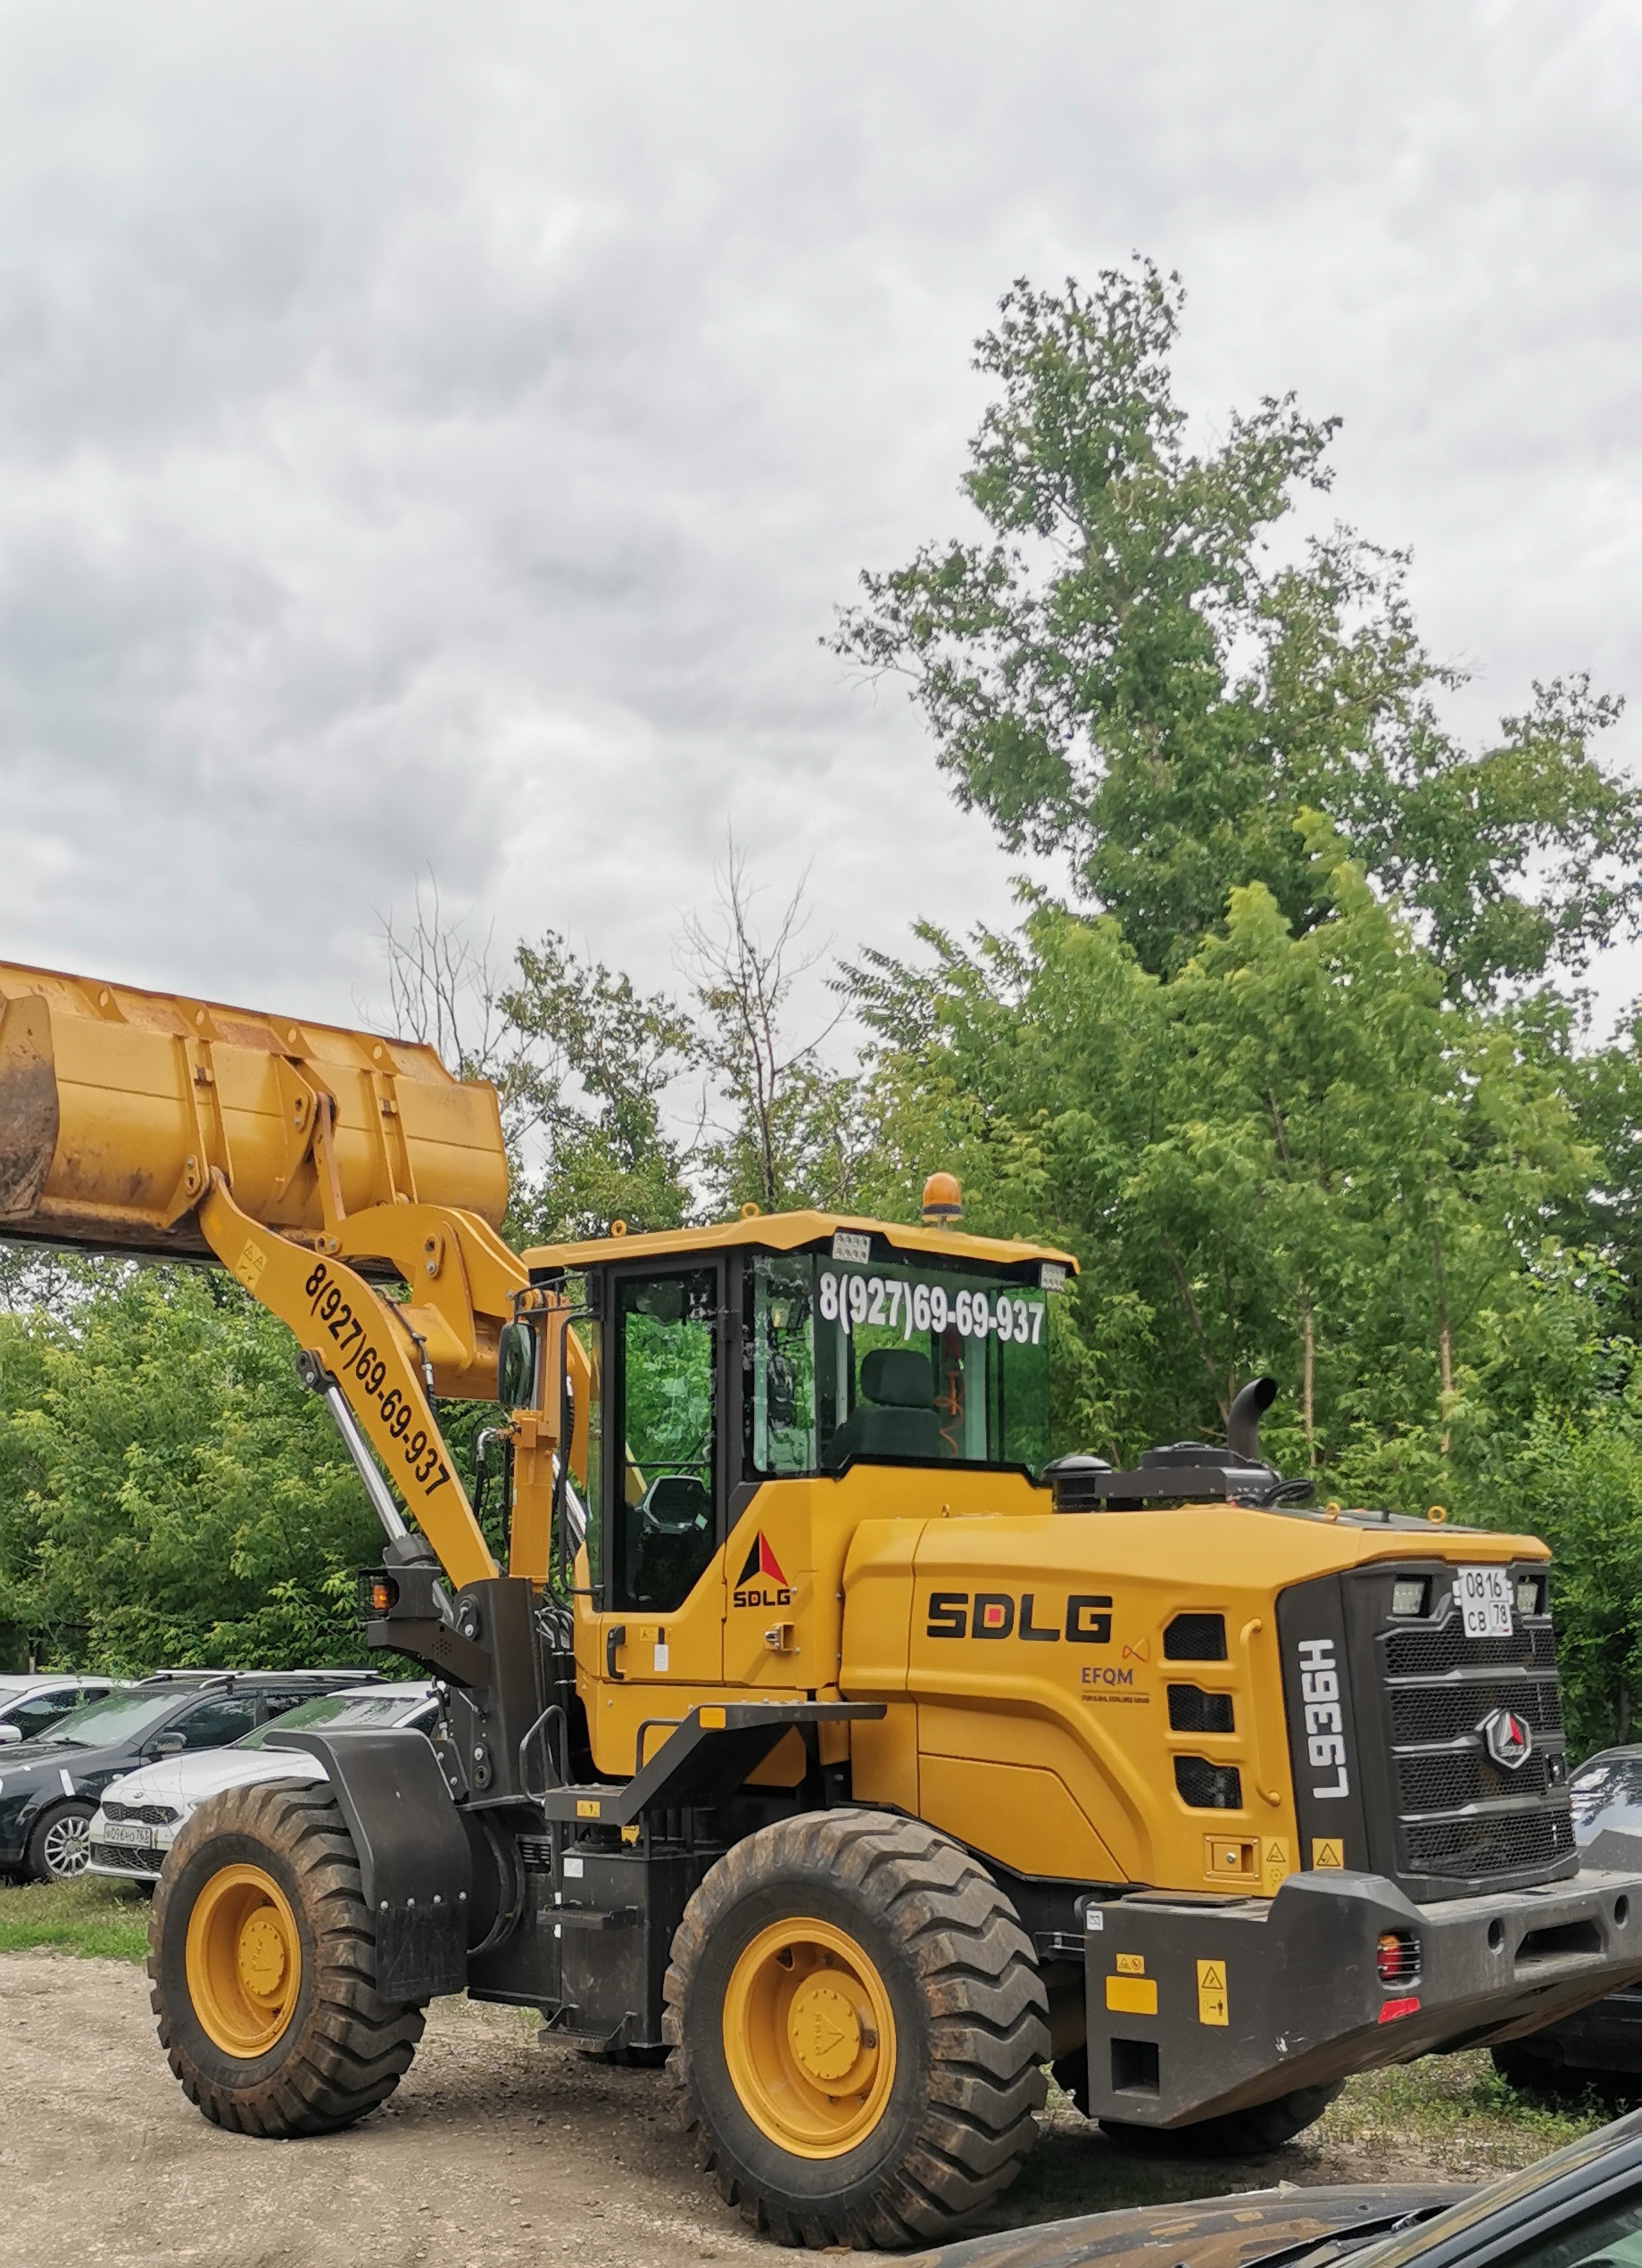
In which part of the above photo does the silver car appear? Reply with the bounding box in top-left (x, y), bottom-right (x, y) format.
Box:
top-left (87, 1682), bottom-right (438, 1884)
top-left (0, 1674), bottom-right (120, 1747)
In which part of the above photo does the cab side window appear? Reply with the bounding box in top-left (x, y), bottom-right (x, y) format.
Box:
top-left (610, 1270), bottom-right (718, 1614)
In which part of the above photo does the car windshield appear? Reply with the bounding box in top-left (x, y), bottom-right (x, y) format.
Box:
top-left (744, 1252), bottom-right (1052, 1479)
top-left (42, 1692), bottom-right (185, 1748)
top-left (236, 1693), bottom-right (426, 1747)
top-left (1571, 1757), bottom-right (1642, 1828)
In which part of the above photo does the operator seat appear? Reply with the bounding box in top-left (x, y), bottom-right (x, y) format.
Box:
top-left (824, 1348), bottom-right (941, 1468)
top-left (631, 1472), bottom-right (714, 1610)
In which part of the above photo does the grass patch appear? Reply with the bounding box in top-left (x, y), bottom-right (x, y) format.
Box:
top-left (1314, 2048), bottom-right (1611, 2172)
top-left (0, 1873), bottom-right (152, 1964)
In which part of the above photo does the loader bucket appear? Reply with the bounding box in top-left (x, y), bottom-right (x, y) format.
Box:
top-left (0, 961), bottom-right (509, 1262)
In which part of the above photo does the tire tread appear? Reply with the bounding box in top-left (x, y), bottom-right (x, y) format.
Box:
top-left (663, 1807), bottom-right (1047, 2250)
top-left (148, 1780), bottom-right (426, 2137)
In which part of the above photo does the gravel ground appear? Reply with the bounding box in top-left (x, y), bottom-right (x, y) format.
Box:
top-left (0, 1949), bottom-right (1593, 2268)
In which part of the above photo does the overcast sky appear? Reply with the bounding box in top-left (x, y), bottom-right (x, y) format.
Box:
top-left (4, 2), bottom-right (1641, 1044)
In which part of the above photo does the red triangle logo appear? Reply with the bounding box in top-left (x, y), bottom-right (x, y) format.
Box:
top-left (736, 1532), bottom-right (791, 1589)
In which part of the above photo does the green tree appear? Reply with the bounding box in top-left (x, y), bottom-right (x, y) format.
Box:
top-left (832, 264), bottom-right (1637, 996)
top-left (847, 826), bottom-right (1594, 1497)
top-left (0, 1267), bottom-right (377, 1672)
top-left (502, 932), bottom-right (694, 1241)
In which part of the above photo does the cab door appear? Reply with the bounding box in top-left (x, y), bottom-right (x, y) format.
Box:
top-left (584, 1262), bottom-right (726, 1773)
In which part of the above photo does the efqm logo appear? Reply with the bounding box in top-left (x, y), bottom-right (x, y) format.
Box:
top-left (733, 1533), bottom-right (793, 1609)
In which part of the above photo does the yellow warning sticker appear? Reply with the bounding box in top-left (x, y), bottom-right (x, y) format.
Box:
top-left (1311, 1837), bottom-right (1345, 1870)
top-left (1105, 1973), bottom-right (1158, 2016)
top-left (576, 1799), bottom-right (601, 1818)
top-left (1115, 1951), bottom-right (1146, 1975)
top-left (1196, 1959), bottom-right (1229, 2026)
top-left (1260, 1837), bottom-right (1291, 1895)
top-left (235, 1239), bottom-right (267, 1291)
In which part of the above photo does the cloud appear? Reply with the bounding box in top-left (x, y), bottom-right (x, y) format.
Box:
top-left (0, 2), bottom-right (1638, 1032)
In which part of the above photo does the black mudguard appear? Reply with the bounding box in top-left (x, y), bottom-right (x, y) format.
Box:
top-left (266, 1727), bottom-right (472, 2000)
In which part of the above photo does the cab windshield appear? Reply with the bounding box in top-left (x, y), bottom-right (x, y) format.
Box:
top-left (744, 1252), bottom-right (1050, 1479)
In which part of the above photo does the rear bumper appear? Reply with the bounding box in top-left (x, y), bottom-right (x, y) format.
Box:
top-left (1083, 1865), bottom-right (1642, 2128)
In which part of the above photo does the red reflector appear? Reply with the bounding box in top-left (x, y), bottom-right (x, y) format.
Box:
top-left (1378, 1995), bottom-right (1421, 2024)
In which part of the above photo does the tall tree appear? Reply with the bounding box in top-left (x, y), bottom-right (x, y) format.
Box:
top-left (832, 263), bottom-right (1637, 995)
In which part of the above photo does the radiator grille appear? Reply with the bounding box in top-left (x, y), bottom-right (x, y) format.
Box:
top-left (1384, 1622), bottom-right (1557, 1677)
top-left (1403, 1809), bottom-right (1577, 1878)
top-left (1165, 1614), bottom-right (1227, 1662)
top-left (1397, 1748), bottom-right (1550, 1812)
top-left (1174, 1756), bottom-right (1242, 1809)
top-left (89, 1842), bottom-right (157, 1873)
top-left (1167, 1684), bottom-right (1235, 1734)
top-left (1389, 1675), bottom-right (1563, 1746)
top-left (1372, 1569), bottom-right (1572, 1892)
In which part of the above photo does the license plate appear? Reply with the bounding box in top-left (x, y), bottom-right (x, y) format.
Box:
top-left (1456, 1565), bottom-right (1513, 1638)
top-left (101, 1820), bottom-right (155, 1849)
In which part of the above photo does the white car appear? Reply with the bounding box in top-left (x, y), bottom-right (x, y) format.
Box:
top-left (87, 1681), bottom-right (438, 1884)
top-left (0, 1673), bottom-right (120, 1746)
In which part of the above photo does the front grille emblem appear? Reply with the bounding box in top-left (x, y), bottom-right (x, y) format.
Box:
top-left (1480, 1705), bottom-right (1533, 1770)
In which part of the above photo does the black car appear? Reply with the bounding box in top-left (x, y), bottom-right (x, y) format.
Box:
top-left (1493, 1745), bottom-right (1642, 2099)
top-left (913, 2108), bottom-right (1642, 2268)
top-left (0, 1669), bottom-right (372, 1883)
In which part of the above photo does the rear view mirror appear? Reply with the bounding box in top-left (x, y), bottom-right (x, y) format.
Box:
top-left (148, 1732), bottom-right (187, 1757)
top-left (0, 1723), bottom-right (20, 1745)
top-left (496, 1320), bottom-right (536, 1411)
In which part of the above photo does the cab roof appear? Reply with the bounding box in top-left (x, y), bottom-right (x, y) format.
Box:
top-left (521, 1207), bottom-right (1078, 1277)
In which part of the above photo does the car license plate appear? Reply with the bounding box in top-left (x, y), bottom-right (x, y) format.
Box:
top-left (1457, 1565), bottom-right (1513, 1638)
top-left (101, 1820), bottom-right (154, 1849)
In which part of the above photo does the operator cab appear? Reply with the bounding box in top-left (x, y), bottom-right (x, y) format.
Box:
top-left (520, 1210), bottom-right (1074, 1619)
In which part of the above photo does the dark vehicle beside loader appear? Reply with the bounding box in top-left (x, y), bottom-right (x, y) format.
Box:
top-left (0, 1670), bottom-right (369, 1882)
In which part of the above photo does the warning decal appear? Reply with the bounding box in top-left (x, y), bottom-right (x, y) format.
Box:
top-left (1311, 1837), bottom-right (1345, 1869)
top-left (1196, 1958), bottom-right (1229, 2026)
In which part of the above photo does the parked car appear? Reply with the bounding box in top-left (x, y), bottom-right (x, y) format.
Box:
top-left (1492, 1744), bottom-right (1642, 2098)
top-left (87, 1680), bottom-right (438, 1885)
top-left (915, 2107), bottom-right (1642, 2268)
top-left (0, 1669), bottom-right (374, 1883)
top-left (0, 1673), bottom-right (120, 1746)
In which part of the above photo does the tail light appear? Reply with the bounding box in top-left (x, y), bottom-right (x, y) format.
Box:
top-left (1377, 1930), bottom-right (1420, 1983)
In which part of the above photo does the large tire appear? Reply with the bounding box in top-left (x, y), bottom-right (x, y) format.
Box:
top-left (663, 1809), bottom-right (1049, 2249)
top-left (149, 1779), bottom-right (427, 2136)
top-left (1100, 2081), bottom-right (1344, 2156)
top-left (27, 1799), bottom-right (96, 1882)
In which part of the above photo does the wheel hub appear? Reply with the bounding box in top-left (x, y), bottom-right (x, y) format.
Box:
top-left (722, 1916), bottom-right (897, 2158)
top-left (787, 1980), bottom-right (867, 2084)
top-left (237, 1909), bottom-right (289, 2000)
top-left (185, 1862), bottom-right (303, 2058)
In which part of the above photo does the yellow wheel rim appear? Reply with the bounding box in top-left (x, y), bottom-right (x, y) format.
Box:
top-left (721, 1916), bottom-right (897, 2158)
top-left (184, 1862), bottom-right (303, 2059)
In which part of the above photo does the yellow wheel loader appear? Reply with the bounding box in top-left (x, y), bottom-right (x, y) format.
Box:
top-left (4, 960), bottom-right (1640, 2247)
